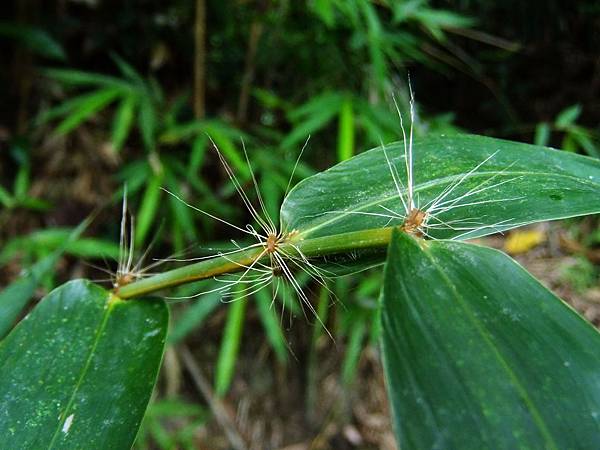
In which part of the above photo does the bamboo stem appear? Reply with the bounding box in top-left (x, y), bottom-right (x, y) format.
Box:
top-left (115, 227), bottom-right (394, 299)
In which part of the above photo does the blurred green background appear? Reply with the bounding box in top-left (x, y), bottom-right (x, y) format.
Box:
top-left (1, 1), bottom-right (599, 448)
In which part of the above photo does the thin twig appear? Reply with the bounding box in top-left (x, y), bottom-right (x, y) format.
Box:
top-left (236, 19), bottom-right (264, 123)
top-left (193, 0), bottom-right (206, 118)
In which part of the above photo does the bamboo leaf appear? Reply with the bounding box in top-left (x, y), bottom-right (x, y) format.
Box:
top-left (43, 68), bottom-right (131, 89)
top-left (0, 24), bottom-right (66, 61)
top-left (138, 96), bottom-right (157, 152)
top-left (111, 95), bottom-right (137, 151)
top-left (555, 104), bottom-right (582, 129)
top-left (337, 96), bottom-right (355, 162)
top-left (55, 87), bottom-right (122, 135)
top-left (0, 219), bottom-right (92, 339)
top-left (381, 231), bottom-right (600, 449)
top-left (135, 174), bottom-right (164, 248)
top-left (282, 134), bottom-right (600, 240)
top-left (215, 299), bottom-right (246, 397)
top-left (168, 290), bottom-right (221, 344)
top-left (255, 290), bottom-right (288, 364)
top-left (0, 280), bottom-right (168, 448)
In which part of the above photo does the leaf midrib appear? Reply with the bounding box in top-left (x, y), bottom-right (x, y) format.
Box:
top-left (423, 241), bottom-right (559, 449)
top-left (47, 294), bottom-right (115, 449)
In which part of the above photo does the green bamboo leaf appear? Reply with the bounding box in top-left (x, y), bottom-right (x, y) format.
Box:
top-left (359, 0), bottom-right (387, 88)
top-left (188, 135), bottom-right (208, 176)
top-left (204, 125), bottom-right (249, 178)
top-left (282, 92), bottom-right (344, 149)
top-left (36, 91), bottom-right (103, 126)
top-left (255, 290), bottom-right (288, 364)
top-left (13, 164), bottom-right (30, 199)
top-left (0, 24), bottom-right (66, 61)
top-left (337, 96), bottom-right (355, 162)
top-left (0, 228), bottom-right (120, 266)
top-left (0, 280), bottom-right (168, 448)
top-left (381, 231), bottom-right (600, 449)
top-left (0, 219), bottom-right (92, 339)
top-left (341, 316), bottom-right (366, 385)
top-left (111, 95), bottom-right (137, 152)
top-left (215, 298), bottom-right (246, 397)
top-left (570, 126), bottom-right (600, 158)
top-left (555, 104), bottom-right (582, 129)
top-left (165, 176), bottom-right (198, 243)
top-left (55, 87), bottom-right (122, 135)
top-left (0, 184), bottom-right (14, 207)
top-left (43, 68), bottom-right (130, 89)
top-left (138, 96), bottom-right (157, 152)
top-left (135, 173), bottom-right (164, 248)
top-left (0, 255), bottom-right (55, 340)
top-left (110, 53), bottom-right (145, 85)
top-left (534, 122), bottom-right (551, 147)
top-left (168, 293), bottom-right (221, 344)
top-left (282, 134), bottom-right (600, 240)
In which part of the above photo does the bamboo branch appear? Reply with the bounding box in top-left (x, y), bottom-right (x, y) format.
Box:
top-left (115, 227), bottom-right (393, 299)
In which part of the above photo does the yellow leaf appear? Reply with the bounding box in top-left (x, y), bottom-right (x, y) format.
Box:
top-left (504, 229), bottom-right (546, 255)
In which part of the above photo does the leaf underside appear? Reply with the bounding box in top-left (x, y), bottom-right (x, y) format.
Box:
top-left (0, 280), bottom-right (168, 449)
top-left (381, 231), bottom-right (600, 450)
top-left (282, 134), bottom-right (600, 240)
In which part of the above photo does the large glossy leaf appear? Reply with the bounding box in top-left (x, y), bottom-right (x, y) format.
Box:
top-left (282, 134), bottom-right (600, 240)
top-left (0, 280), bottom-right (168, 449)
top-left (381, 231), bottom-right (600, 449)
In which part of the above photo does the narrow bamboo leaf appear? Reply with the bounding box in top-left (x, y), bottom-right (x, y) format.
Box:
top-left (282, 92), bottom-right (343, 149)
top-left (43, 68), bottom-right (130, 89)
top-left (55, 87), bottom-right (122, 135)
top-left (282, 105), bottom-right (340, 150)
top-left (0, 255), bottom-right (54, 339)
top-left (255, 290), bottom-right (288, 364)
top-left (360, 0), bottom-right (387, 89)
top-left (138, 96), bottom-right (157, 152)
top-left (166, 177), bottom-right (198, 242)
top-left (111, 95), bottom-right (137, 151)
top-left (337, 96), bottom-right (355, 162)
top-left (0, 24), bottom-right (66, 61)
top-left (555, 104), bottom-right (582, 129)
top-left (135, 174), bottom-right (164, 248)
top-left (534, 122), bottom-right (551, 147)
top-left (215, 299), bottom-right (246, 397)
top-left (0, 280), bottom-right (168, 449)
top-left (168, 293), bottom-right (221, 344)
top-left (188, 135), bottom-right (208, 176)
top-left (0, 184), bottom-right (14, 207)
top-left (381, 231), bottom-right (600, 449)
top-left (13, 164), bottom-right (30, 199)
top-left (0, 228), bottom-right (120, 266)
top-left (204, 126), bottom-right (249, 178)
top-left (282, 134), bottom-right (600, 240)
top-left (0, 219), bottom-right (91, 339)
top-left (110, 53), bottom-right (145, 85)
top-left (341, 317), bottom-right (366, 385)
top-left (36, 91), bottom-right (106, 126)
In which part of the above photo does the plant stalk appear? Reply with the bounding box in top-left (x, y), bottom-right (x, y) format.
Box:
top-left (116, 226), bottom-right (394, 299)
